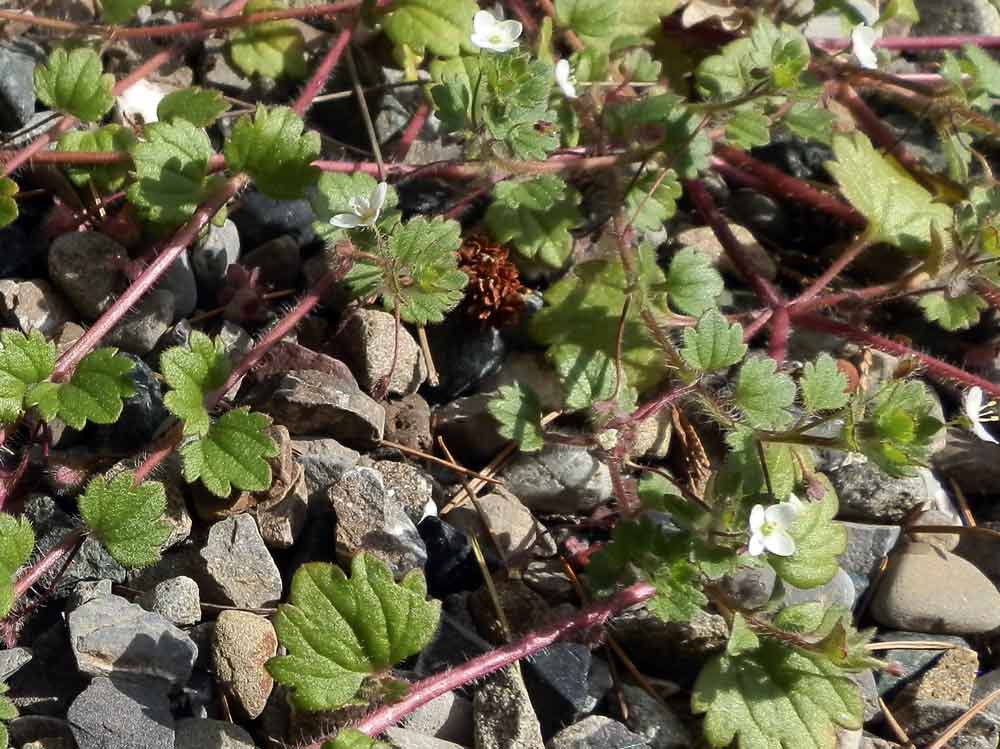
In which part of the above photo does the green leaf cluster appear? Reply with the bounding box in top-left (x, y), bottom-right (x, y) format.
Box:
top-left (228, 0), bottom-right (307, 80)
top-left (485, 176), bottom-right (582, 267)
top-left (382, 0), bottom-right (478, 58)
top-left (34, 47), bottom-right (115, 123)
top-left (224, 105), bottom-right (320, 200)
top-left (604, 94), bottom-right (712, 179)
top-left (160, 332), bottom-right (230, 437)
top-left (268, 554), bottom-right (441, 711)
top-left (157, 87), bottom-right (230, 127)
top-left (78, 472), bottom-right (171, 569)
top-left (852, 379), bottom-right (943, 476)
top-left (180, 409), bottom-right (279, 497)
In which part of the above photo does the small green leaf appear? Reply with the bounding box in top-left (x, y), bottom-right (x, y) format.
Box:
top-left (229, 0), bottom-right (307, 79)
top-left (160, 332), bottom-right (230, 438)
top-left (735, 357), bottom-right (796, 430)
top-left (727, 613), bottom-right (760, 657)
top-left (638, 473), bottom-right (709, 533)
top-left (725, 109), bottom-right (772, 150)
top-left (615, 0), bottom-right (679, 41)
top-left (692, 636), bottom-right (862, 749)
top-left (880, 0), bottom-right (919, 24)
top-left (382, 0), bottom-right (479, 58)
top-left (487, 383), bottom-right (545, 452)
top-left (825, 132), bottom-right (952, 252)
top-left (855, 379), bottom-right (943, 477)
top-left (680, 310), bottom-right (747, 374)
top-left (128, 119), bottom-right (213, 226)
top-left (552, 344), bottom-right (636, 411)
top-left (604, 95), bottom-right (710, 179)
top-left (34, 47), bottom-right (115, 123)
top-left (0, 330), bottom-right (56, 425)
top-left (624, 168), bottom-right (682, 233)
top-left (800, 353), bottom-right (849, 413)
top-left (782, 103), bottom-right (835, 145)
top-left (323, 729), bottom-right (389, 749)
top-left (918, 291), bottom-right (987, 331)
top-left (588, 516), bottom-right (707, 622)
top-left (99, 0), bottom-right (145, 23)
top-left (775, 604), bottom-right (882, 672)
top-left (78, 473), bottom-right (170, 569)
top-left (57, 348), bottom-right (135, 431)
top-left (769, 478), bottom-right (847, 589)
top-left (57, 125), bottom-right (137, 193)
top-left (0, 514), bottom-right (35, 618)
top-left (268, 555), bottom-right (441, 711)
top-left (485, 176), bottom-right (582, 268)
top-left (224, 105), bottom-right (320, 201)
top-left (532, 244), bottom-right (670, 395)
top-left (0, 178), bottom-right (17, 229)
top-left (665, 247), bottom-right (725, 316)
top-left (555, 0), bottom-right (619, 47)
top-left (720, 428), bottom-right (803, 501)
top-left (157, 86), bottom-right (230, 127)
top-left (350, 217), bottom-right (467, 326)
top-left (181, 408), bottom-right (278, 497)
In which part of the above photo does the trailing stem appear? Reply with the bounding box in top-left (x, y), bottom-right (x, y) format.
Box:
top-left (319, 582), bottom-right (656, 744)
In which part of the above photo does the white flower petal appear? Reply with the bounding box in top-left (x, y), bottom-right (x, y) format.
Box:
top-left (973, 420), bottom-right (999, 444)
top-left (749, 504), bottom-right (765, 533)
top-left (555, 59), bottom-right (577, 98)
top-left (965, 386), bottom-right (985, 421)
top-left (748, 533), bottom-right (766, 557)
top-left (117, 79), bottom-right (166, 126)
top-left (786, 493), bottom-right (805, 514)
top-left (498, 19), bottom-right (523, 42)
top-left (474, 10), bottom-right (496, 36)
top-left (764, 528), bottom-right (796, 557)
top-left (370, 181), bottom-right (388, 214)
top-left (330, 213), bottom-right (363, 229)
top-left (766, 503), bottom-right (798, 529)
top-left (851, 23), bottom-right (879, 70)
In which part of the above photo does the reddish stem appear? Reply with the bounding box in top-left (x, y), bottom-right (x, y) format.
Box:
top-left (323, 582), bottom-right (655, 743)
top-left (52, 176), bottom-right (247, 381)
top-left (293, 28), bottom-right (353, 117)
top-left (712, 145), bottom-right (867, 230)
top-left (12, 528), bottom-right (85, 600)
top-left (791, 233), bottom-right (870, 308)
top-left (795, 313), bottom-right (1000, 399)
top-left (686, 179), bottom-right (784, 309)
top-left (767, 306), bottom-right (790, 363)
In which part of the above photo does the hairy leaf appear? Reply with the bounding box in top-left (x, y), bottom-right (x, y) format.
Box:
top-left (695, 17), bottom-right (809, 100)
top-left (800, 353), bottom-right (849, 413)
top-left (727, 613), bottom-right (760, 657)
top-left (624, 168), bottom-right (682, 233)
top-left (78, 473), bottom-right (170, 569)
top-left (555, 0), bottom-right (619, 47)
top-left (157, 86), bottom-right (230, 127)
top-left (57, 125), bottom-right (136, 193)
top-left (782, 103), bottom-right (836, 145)
top-left (735, 357), bottom-right (796, 430)
top-left (0, 330), bottom-right (56, 425)
top-left (719, 428), bottom-right (804, 502)
top-left (918, 291), bottom-right (987, 331)
top-left (268, 555), bottom-right (441, 711)
top-left (57, 348), bottom-right (134, 431)
top-left (552, 344), bottom-right (636, 411)
top-left (725, 109), bottom-right (772, 150)
top-left (382, 0), bottom-right (478, 58)
top-left (0, 683), bottom-right (16, 747)
top-left (588, 516), bottom-right (706, 622)
top-left (604, 95), bottom-right (711, 179)
top-left (224, 105), bottom-right (320, 200)
top-left (181, 409), bottom-right (278, 497)
top-left (665, 247), bottom-right (725, 316)
top-left (485, 176), bottom-right (582, 268)
top-left (324, 730), bottom-right (389, 749)
top-left (692, 636), bottom-right (862, 749)
top-left (160, 332), bottom-right (230, 438)
top-left (532, 244), bottom-right (670, 395)
top-left (0, 178), bottom-right (16, 230)
top-left (229, 0), bottom-right (307, 79)
top-left (616, 0), bottom-right (679, 40)
top-left (0, 514), bottom-right (35, 618)
top-left (855, 379), bottom-right (942, 476)
top-left (34, 47), bottom-right (115, 123)
top-left (775, 603), bottom-right (882, 672)
top-left (680, 309), bottom-right (747, 373)
top-left (128, 119), bottom-right (213, 226)
top-left (826, 132), bottom-right (952, 252)
top-left (488, 383), bottom-right (545, 452)
top-left (768, 476), bottom-right (846, 589)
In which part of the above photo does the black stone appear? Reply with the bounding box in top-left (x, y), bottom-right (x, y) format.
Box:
top-left (424, 317), bottom-right (506, 403)
top-left (522, 642), bottom-right (595, 739)
top-left (91, 354), bottom-right (168, 451)
top-left (0, 225), bottom-right (44, 279)
top-left (417, 516), bottom-right (496, 598)
top-left (230, 189), bottom-right (315, 247)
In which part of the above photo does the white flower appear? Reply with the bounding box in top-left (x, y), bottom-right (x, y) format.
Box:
top-left (330, 181), bottom-right (388, 229)
top-left (555, 59), bottom-right (577, 99)
top-left (963, 386), bottom-right (999, 444)
top-left (470, 10), bottom-right (522, 53)
top-left (116, 79), bottom-right (166, 126)
top-left (851, 23), bottom-right (881, 70)
top-left (748, 502), bottom-right (798, 557)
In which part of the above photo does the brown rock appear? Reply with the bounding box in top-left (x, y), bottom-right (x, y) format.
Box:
top-left (212, 611), bottom-right (277, 720)
top-left (384, 393), bottom-right (432, 451)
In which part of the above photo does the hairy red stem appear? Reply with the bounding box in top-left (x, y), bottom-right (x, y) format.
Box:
top-left (293, 28), bottom-right (353, 117)
top-left (712, 145), bottom-right (867, 230)
top-left (52, 176), bottom-right (247, 381)
top-left (12, 528), bottom-right (85, 600)
top-left (325, 582), bottom-right (655, 743)
top-left (392, 102), bottom-right (431, 162)
top-left (791, 233), bottom-right (870, 308)
top-left (795, 313), bottom-right (1000, 399)
top-left (768, 306), bottom-right (790, 363)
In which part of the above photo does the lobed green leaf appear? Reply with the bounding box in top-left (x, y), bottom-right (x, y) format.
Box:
top-left (34, 47), bottom-right (114, 123)
top-left (382, 0), bottom-right (479, 58)
top-left (665, 247), bottom-right (725, 316)
top-left (157, 87), bottom-right (230, 127)
top-left (127, 119), bottom-right (213, 226)
top-left (0, 514), bottom-right (35, 618)
top-left (229, 0), bottom-right (307, 80)
top-left (485, 176), bottom-right (582, 268)
top-left (160, 331), bottom-right (230, 438)
top-left (800, 353), bottom-right (850, 414)
top-left (734, 357), bottom-right (796, 430)
top-left (0, 330), bottom-right (56, 425)
top-left (224, 105), bottom-right (321, 200)
top-left (918, 291), bottom-right (987, 331)
top-left (57, 348), bottom-right (134, 431)
top-left (78, 473), bottom-right (171, 569)
top-left (0, 178), bottom-right (17, 230)
top-left (57, 125), bottom-right (137, 193)
top-left (487, 383), bottom-right (545, 452)
top-left (680, 310), bottom-right (747, 374)
top-left (768, 476), bottom-right (847, 589)
top-left (181, 408), bottom-right (278, 497)
top-left (268, 554), bottom-right (441, 711)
